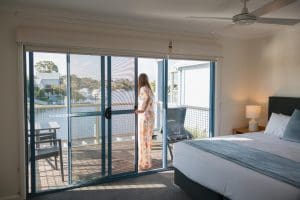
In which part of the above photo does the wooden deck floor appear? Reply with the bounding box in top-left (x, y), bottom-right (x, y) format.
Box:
top-left (31, 139), bottom-right (171, 191)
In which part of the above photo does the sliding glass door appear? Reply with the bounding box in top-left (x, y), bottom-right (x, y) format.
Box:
top-left (69, 54), bottom-right (105, 183)
top-left (26, 52), bottom-right (139, 193)
top-left (167, 59), bottom-right (215, 138)
top-left (26, 52), bottom-right (69, 192)
top-left (166, 59), bottom-right (215, 165)
top-left (108, 56), bottom-right (137, 175)
top-left (25, 49), bottom-right (215, 195)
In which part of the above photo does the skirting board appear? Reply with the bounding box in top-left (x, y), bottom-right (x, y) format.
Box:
top-left (0, 194), bottom-right (21, 200)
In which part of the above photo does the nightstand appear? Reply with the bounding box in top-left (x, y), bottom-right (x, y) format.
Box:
top-left (232, 126), bottom-right (265, 134)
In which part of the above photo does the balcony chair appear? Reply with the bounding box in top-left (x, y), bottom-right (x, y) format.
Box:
top-left (28, 134), bottom-right (64, 182)
top-left (162, 107), bottom-right (193, 160)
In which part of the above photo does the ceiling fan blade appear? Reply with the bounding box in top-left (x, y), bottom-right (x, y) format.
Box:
top-left (251, 0), bottom-right (297, 17)
top-left (257, 17), bottom-right (300, 25)
top-left (186, 16), bottom-right (232, 21)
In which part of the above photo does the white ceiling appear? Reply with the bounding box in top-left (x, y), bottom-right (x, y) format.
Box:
top-left (1, 0), bottom-right (300, 39)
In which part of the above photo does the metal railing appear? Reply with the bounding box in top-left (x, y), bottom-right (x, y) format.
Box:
top-left (184, 106), bottom-right (209, 138)
top-left (34, 103), bottom-right (135, 141)
top-left (33, 103), bottom-right (209, 143)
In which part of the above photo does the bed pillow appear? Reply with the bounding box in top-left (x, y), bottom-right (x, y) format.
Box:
top-left (282, 109), bottom-right (300, 143)
top-left (264, 113), bottom-right (290, 137)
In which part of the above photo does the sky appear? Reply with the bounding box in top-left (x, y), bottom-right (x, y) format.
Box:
top-left (33, 52), bottom-right (159, 81)
top-left (138, 58), bottom-right (160, 80)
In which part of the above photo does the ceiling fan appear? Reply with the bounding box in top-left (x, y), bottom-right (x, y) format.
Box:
top-left (188, 0), bottom-right (300, 25)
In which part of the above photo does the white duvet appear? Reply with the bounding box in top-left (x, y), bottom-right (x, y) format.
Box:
top-left (173, 132), bottom-right (300, 200)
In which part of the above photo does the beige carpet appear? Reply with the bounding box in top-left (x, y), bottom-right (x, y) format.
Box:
top-left (31, 171), bottom-right (191, 200)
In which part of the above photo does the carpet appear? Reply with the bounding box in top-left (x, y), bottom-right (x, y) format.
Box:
top-left (31, 170), bottom-right (191, 200)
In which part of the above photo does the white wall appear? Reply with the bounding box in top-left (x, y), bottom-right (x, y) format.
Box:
top-left (0, 11), bottom-right (22, 200)
top-left (0, 9), bottom-right (251, 199)
top-left (247, 25), bottom-right (300, 125)
top-left (216, 38), bottom-right (250, 135)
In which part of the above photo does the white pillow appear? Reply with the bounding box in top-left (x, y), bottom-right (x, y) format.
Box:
top-left (264, 113), bottom-right (290, 137)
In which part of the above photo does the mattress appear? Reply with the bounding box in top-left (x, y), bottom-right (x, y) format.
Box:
top-left (173, 132), bottom-right (300, 200)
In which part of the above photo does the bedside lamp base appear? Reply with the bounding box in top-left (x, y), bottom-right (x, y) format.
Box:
top-left (248, 118), bottom-right (258, 132)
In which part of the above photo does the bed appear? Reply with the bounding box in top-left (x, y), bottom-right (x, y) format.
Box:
top-left (173, 96), bottom-right (300, 200)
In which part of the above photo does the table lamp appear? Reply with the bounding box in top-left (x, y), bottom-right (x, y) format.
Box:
top-left (246, 105), bottom-right (261, 132)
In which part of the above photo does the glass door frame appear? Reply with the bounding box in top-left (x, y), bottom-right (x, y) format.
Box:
top-left (25, 51), bottom-right (145, 196)
top-left (26, 51), bottom-right (109, 194)
top-left (68, 54), bottom-right (107, 184)
top-left (209, 61), bottom-right (216, 137)
top-left (24, 48), bottom-right (213, 197)
top-left (106, 56), bottom-right (139, 176)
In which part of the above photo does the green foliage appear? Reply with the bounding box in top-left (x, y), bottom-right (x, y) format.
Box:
top-left (62, 75), bottom-right (96, 102)
top-left (35, 61), bottom-right (59, 73)
top-left (63, 75), bottom-right (134, 92)
top-left (62, 75), bottom-right (100, 92)
top-left (186, 127), bottom-right (208, 139)
top-left (111, 79), bottom-right (134, 91)
top-left (34, 85), bottom-right (66, 103)
top-left (150, 81), bottom-right (156, 93)
top-left (34, 87), bottom-right (45, 98)
top-left (35, 72), bottom-right (135, 104)
top-left (52, 86), bottom-right (66, 96)
top-left (80, 77), bottom-right (100, 91)
top-left (71, 91), bottom-right (86, 102)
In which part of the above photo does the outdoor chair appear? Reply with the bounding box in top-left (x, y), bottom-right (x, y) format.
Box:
top-left (28, 137), bottom-right (64, 182)
top-left (162, 107), bottom-right (193, 160)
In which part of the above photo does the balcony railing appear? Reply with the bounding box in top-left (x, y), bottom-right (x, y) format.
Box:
top-left (184, 106), bottom-right (209, 138)
top-left (32, 103), bottom-right (209, 141)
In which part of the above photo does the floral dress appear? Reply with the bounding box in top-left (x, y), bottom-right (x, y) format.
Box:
top-left (138, 86), bottom-right (154, 170)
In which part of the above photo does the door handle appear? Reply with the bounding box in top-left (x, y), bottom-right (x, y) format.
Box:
top-left (105, 107), bottom-right (112, 119)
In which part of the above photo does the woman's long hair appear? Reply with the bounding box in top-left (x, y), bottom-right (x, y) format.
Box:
top-left (138, 73), bottom-right (153, 95)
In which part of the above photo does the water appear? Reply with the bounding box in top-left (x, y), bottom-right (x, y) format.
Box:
top-left (34, 85), bottom-right (209, 141)
top-left (35, 105), bottom-right (135, 140)
top-left (34, 105), bottom-right (209, 141)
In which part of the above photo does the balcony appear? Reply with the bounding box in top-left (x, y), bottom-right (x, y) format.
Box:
top-left (29, 104), bottom-right (209, 191)
top-left (31, 137), bottom-right (168, 191)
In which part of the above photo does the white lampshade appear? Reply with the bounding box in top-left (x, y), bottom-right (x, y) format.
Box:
top-left (246, 105), bottom-right (261, 119)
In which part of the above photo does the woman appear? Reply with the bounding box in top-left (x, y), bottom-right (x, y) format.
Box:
top-left (135, 73), bottom-right (154, 170)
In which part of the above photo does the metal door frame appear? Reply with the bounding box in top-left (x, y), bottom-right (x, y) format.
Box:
top-left (68, 54), bottom-right (107, 184)
top-left (26, 52), bottom-right (108, 195)
top-left (25, 50), bottom-right (215, 197)
top-left (106, 56), bottom-right (139, 176)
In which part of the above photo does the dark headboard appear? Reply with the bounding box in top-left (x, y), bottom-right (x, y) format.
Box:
top-left (268, 96), bottom-right (300, 119)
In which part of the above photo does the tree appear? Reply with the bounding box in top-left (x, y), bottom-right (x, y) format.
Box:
top-left (150, 81), bottom-right (156, 93)
top-left (35, 61), bottom-right (59, 73)
top-left (112, 79), bottom-right (134, 91)
top-left (72, 91), bottom-right (86, 102)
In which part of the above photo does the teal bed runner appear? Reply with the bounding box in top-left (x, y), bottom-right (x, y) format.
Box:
top-left (183, 140), bottom-right (300, 188)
